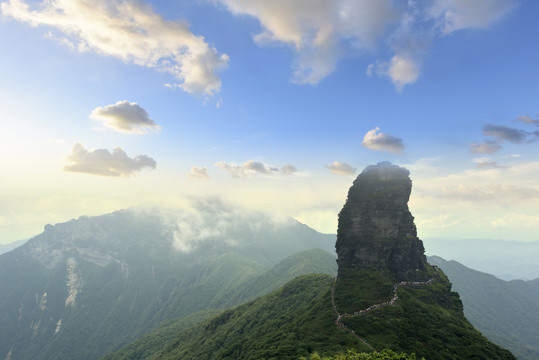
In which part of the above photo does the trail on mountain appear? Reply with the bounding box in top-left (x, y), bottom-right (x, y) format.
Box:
top-left (331, 271), bottom-right (438, 350)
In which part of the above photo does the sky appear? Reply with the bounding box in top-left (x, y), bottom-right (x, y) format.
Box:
top-left (1, 0), bottom-right (539, 245)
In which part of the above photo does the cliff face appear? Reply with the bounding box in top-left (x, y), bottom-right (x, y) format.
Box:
top-left (335, 162), bottom-right (427, 280)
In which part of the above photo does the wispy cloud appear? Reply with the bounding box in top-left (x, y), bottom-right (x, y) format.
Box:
top-left (428, 0), bottom-right (518, 34)
top-left (483, 124), bottom-right (529, 144)
top-left (215, 160), bottom-right (297, 178)
top-left (326, 161), bottom-right (356, 176)
top-left (368, 0), bottom-right (516, 90)
top-left (473, 157), bottom-right (506, 169)
top-left (471, 117), bottom-right (539, 154)
top-left (361, 127), bottom-right (404, 154)
top-left (1, 0), bottom-right (229, 96)
top-left (516, 114), bottom-right (539, 126)
top-left (90, 100), bottom-right (160, 134)
top-left (281, 164), bottom-right (298, 175)
top-left (470, 140), bottom-right (503, 154)
top-left (63, 143), bottom-right (156, 177)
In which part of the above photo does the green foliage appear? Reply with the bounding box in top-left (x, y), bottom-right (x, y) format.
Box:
top-left (337, 269), bottom-right (515, 360)
top-left (300, 348), bottom-right (422, 360)
top-left (110, 268), bottom-right (515, 360)
top-left (0, 208), bottom-right (337, 360)
top-left (428, 256), bottom-right (539, 360)
top-left (131, 275), bottom-right (370, 360)
top-left (334, 269), bottom-right (395, 312)
top-left (104, 250), bottom-right (338, 360)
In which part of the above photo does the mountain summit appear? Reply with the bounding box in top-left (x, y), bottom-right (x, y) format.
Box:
top-left (336, 162), bottom-right (427, 280)
top-left (107, 163), bottom-right (516, 359)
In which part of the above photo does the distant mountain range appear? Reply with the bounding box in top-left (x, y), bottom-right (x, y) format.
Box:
top-left (0, 196), bottom-right (536, 359)
top-left (424, 238), bottom-right (539, 281)
top-left (0, 238), bottom-right (27, 255)
top-left (428, 256), bottom-right (539, 360)
top-left (0, 200), bottom-right (336, 360)
top-left (105, 163), bottom-right (516, 360)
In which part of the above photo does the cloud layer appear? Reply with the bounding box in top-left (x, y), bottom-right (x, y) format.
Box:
top-left (90, 100), bottom-right (160, 134)
top-left (63, 143), bottom-right (156, 177)
top-left (2, 0), bottom-right (229, 96)
top-left (361, 127), bottom-right (404, 154)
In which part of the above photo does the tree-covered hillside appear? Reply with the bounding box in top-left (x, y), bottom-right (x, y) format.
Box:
top-left (107, 268), bottom-right (515, 360)
top-left (429, 256), bottom-right (539, 360)
top-left (0, 203), bottom-right (336, 360)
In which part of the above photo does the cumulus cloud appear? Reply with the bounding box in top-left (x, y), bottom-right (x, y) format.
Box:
top-left (90, 100), bottom-right (159, 134)
top-left (1, 0), bottom-right (229, 96)
top-left (189, 166), bottom-right (209, 180)
top-left (63, 143), bottom-right (156, 177)
top-left (215, 160), bottom-right (296, 178)
top-left (369, 55), bottom-right (421, 91)
top-left (361, 127), bottom-right (404, 154)
top-left (326, 161), bottom-right (356, 176)
top-left (217, 0), bottom-right (396, 85)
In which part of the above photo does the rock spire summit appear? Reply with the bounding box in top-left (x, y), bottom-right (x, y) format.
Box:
top-left (335, 162), bottom-right (427, 280)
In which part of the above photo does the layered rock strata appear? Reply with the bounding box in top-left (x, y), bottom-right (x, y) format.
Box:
top-left (335, 162), bottom-right (427, 280)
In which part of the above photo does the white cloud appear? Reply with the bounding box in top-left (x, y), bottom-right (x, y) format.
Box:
top-left (218, 0), bottom-right (396, 85)
top-left (63, 143), bottom-right (156, 177)
top-left (215, 160), bottom-right (296, 178)
top-left (1, 0), bottom-right (229, 96)
top-left (372, 55), bottom-right (420, 91)
top-left (361, 127), bottom-right (404, 154)
top-left (326, 161), bottom-right (356, 176)
top-left (90, 100), bottom-right (159, 134)
top-left (428, 0), bottom-right (518, 34)
top-left (368, 0), bottom-right (515, 90)
top-left (189, 166), bottom-right (209, 180)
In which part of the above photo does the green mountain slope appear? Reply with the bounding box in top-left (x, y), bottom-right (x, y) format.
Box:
top-left (113, 268), bottom-right (513, 360)
top-left (219, 248), bottom-right (337, 308)
top-left (104, 164), bottom-right (516, 360)
top-left (0, 202), bottom-right (335, 360)
top-left (103, 248), bottom-right (338, 360)
top-left (428, 256), bottom-right (539, 360)
top-left (141, 274), bottom-right (368, 360)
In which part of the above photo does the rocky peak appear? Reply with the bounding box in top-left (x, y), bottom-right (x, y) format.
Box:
top-left (335, 162), bottom-right (427, 280)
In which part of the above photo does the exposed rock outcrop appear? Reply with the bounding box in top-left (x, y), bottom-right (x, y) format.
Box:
top-left (335, 162), bottom-right (427, 280)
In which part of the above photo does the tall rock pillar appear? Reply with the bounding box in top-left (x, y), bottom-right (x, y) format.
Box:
top-left (335, 162), bottom-right (427, 280)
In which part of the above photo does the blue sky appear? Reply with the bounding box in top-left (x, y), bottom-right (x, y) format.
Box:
top-left (1, 0), bottom-right (539, 244)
